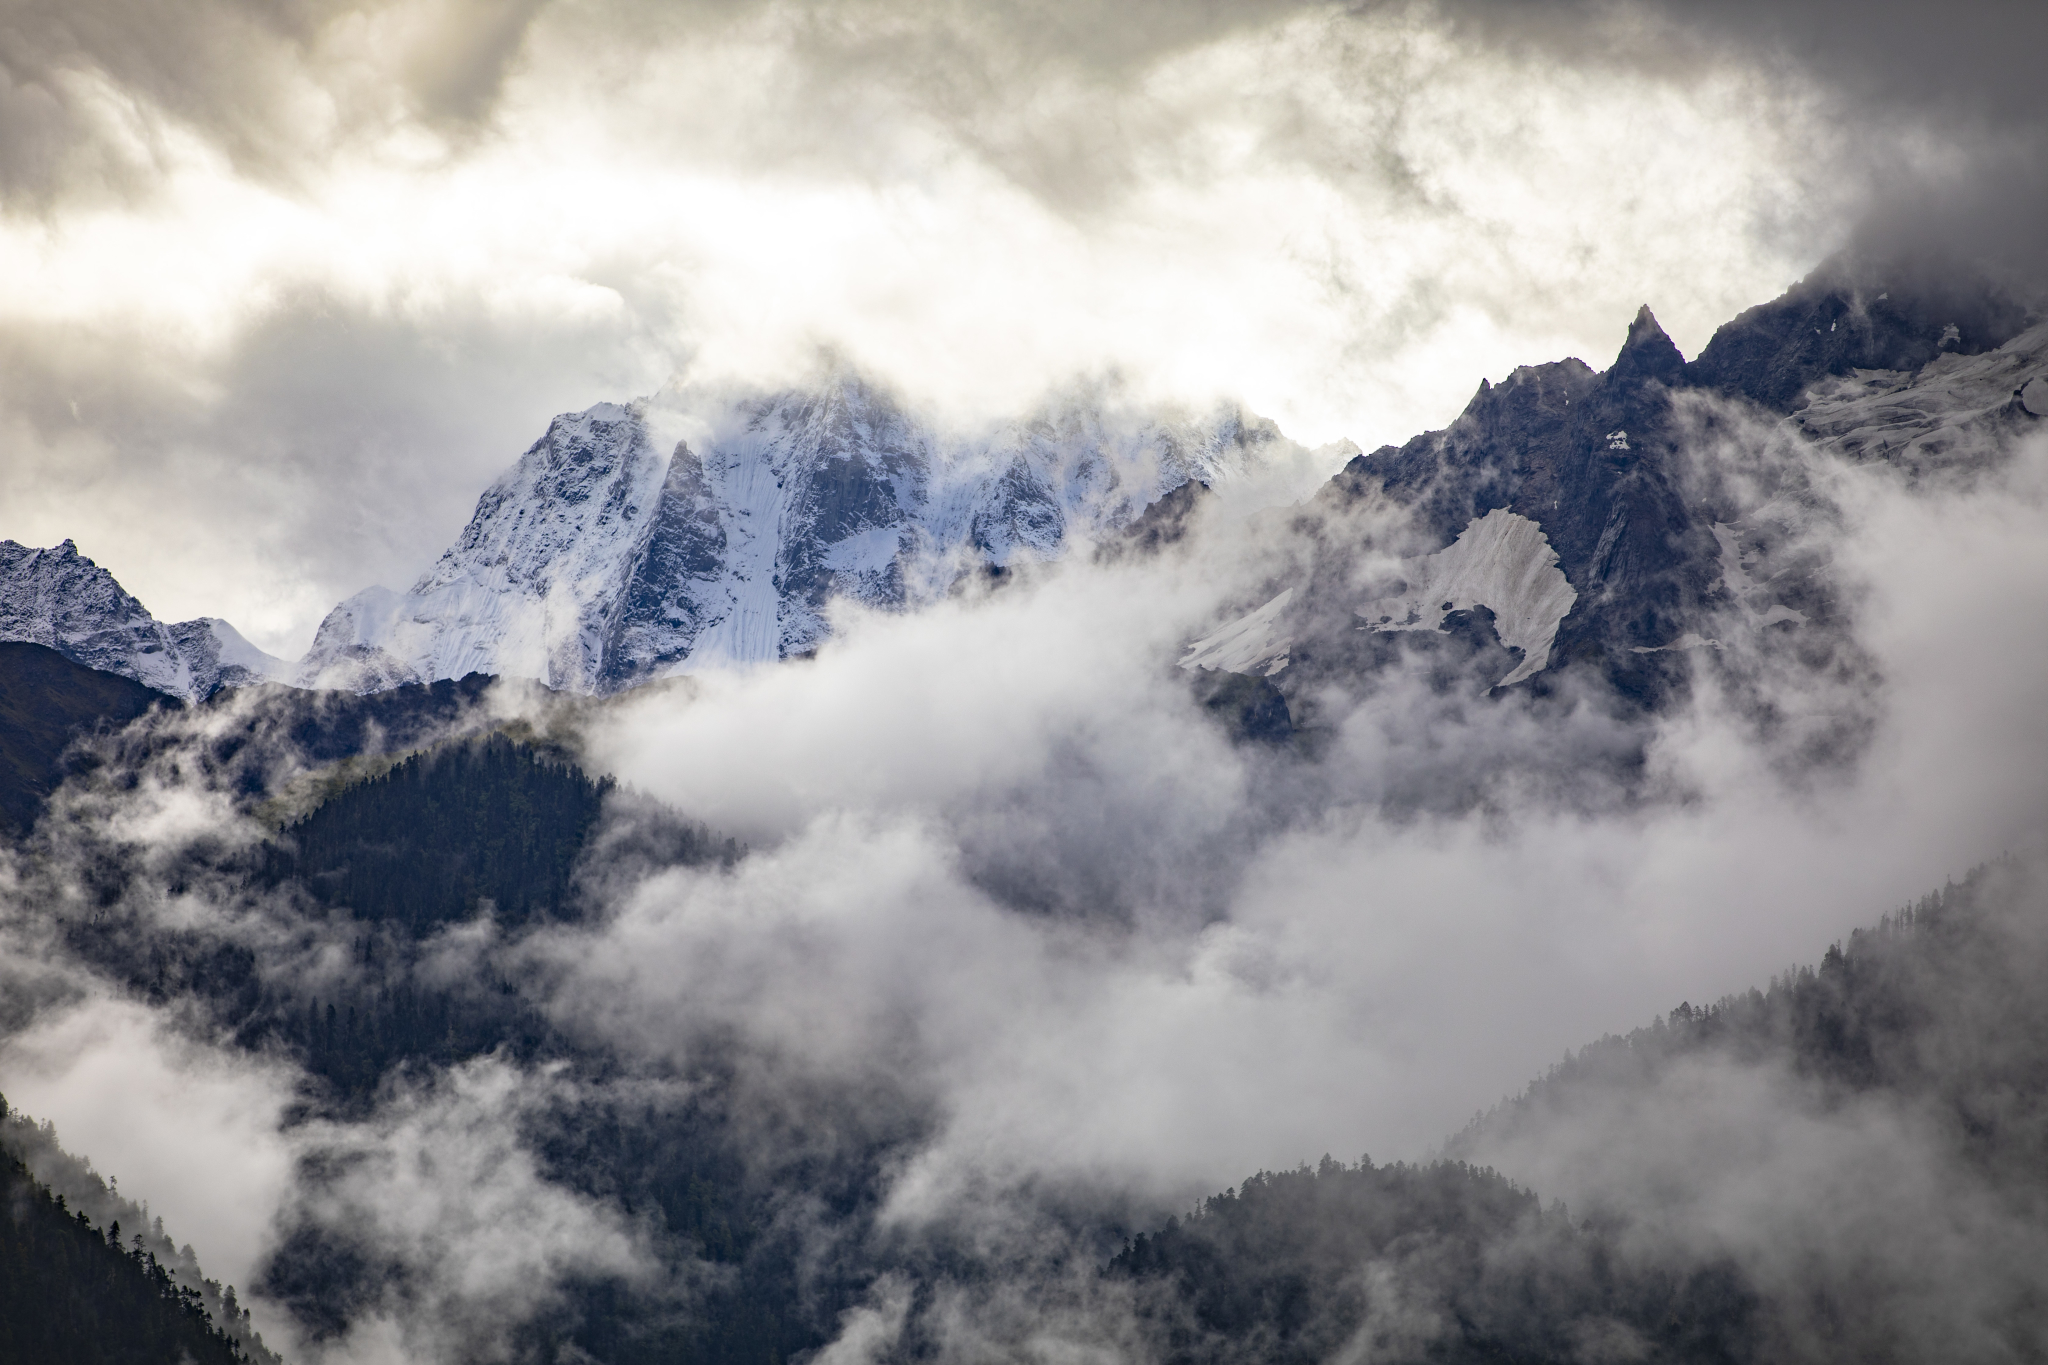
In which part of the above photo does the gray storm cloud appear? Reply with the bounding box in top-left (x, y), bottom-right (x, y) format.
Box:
top-left (1441, 0), bottom-right (2048, 276)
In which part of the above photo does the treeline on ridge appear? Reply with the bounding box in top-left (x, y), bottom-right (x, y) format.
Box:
top-left (0, 1094), bottom-right (275, 1365)
top-left (1115, 855), bottom-right (2048, 1364)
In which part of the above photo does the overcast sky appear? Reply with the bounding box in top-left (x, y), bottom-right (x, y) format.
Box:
top-left (1, 0), bottom-right (2043, 656)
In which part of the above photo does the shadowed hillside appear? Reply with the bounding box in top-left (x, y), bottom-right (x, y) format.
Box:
top-left (0, 642), bottom-right (172, 835)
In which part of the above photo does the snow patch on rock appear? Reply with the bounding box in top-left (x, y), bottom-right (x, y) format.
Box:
top-left (1180, 589), bottom-right (1294, 676)
top-left (1631, 633), bottom-right (1720, 655)
top-left (1361, 509), bottom-right (1578, 687)
top-left (1791, 319), bottom-right (2048, 471)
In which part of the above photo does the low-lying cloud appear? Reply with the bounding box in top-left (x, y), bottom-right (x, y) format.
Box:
top-left (4, 400), bottom-right (2048, 1358)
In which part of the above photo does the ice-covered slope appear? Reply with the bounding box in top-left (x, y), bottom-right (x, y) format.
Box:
top-left (297, 402), bottom-right (668, 691)
top-left (1789, 318), bottom-right (2048, 473)
top-left (298, 375), bottom-right (1291, 693)
top-left (1181, 588), bottom-right (1296, 677)
top-left (1359, 510), bottom-right (1578, 687)
top-left (0, 539), bottom-right (286, 701)
top-left (1180, 511), bottom-right (1577, 689)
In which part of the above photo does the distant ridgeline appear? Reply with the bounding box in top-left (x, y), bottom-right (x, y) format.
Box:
top-left (1116, 858), bottom-right (2048, 1365)
top-left (0, 1095), bottom-right (279, 1365)
top-left (4, 253), bottom-right (2041, 723)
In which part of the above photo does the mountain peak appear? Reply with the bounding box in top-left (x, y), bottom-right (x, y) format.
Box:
top-left (0, 539), bottom-right (284, 699)
top-left (292, 382), bottom-right (1288, 695)
top-left (1612, 304), bottom-right (1685, 384)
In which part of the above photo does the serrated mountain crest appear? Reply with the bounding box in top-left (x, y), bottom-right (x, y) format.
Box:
top-left (296, 374), bottom-right (1286, 693)
top-left (0, 539), bottom-right (285, 701)
top-left (299, 401), bottom-right (670, 692)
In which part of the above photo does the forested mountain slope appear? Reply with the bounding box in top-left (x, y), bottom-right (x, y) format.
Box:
top-left (0, 1096), bottom-right (277, 1365)
top-left (35, 720), bottom-right (848, 1365)
top-left (1111, 1158), bottom-right (1751, 1365)
top-left (1118, 855), bottom-right (2048, 1364)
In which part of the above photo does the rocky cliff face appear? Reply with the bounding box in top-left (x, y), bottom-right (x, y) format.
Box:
top-left (1324, 304), bottom-right (1727, 704)
top-left (298, 376), bottom-right (1288, 693)
top-left (293, 402), bottom-right (669, 692)
top-left (0, 540), bottom-right (286, 701)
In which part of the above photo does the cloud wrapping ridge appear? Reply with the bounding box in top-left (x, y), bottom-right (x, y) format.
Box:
top-left (0, 0), bottom-right (1940, 652)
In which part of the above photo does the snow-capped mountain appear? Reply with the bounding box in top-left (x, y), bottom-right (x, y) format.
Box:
top-left (1790, 317), bottom-right (2048, 470)
top-left (0, 539), bottom-right (287, 702)
top-left (297, 374), bottom-right (1292, 693)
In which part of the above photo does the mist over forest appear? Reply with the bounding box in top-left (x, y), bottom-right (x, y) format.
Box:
top-left (3, 1), bottom-right (2048, 1363)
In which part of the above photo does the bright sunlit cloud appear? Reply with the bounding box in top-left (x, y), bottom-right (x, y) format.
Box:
top-left (0, 2), bottom-right (1871, 653)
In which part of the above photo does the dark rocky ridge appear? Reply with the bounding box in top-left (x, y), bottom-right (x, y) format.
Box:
top-left (1685, 258), bottom-right (2035, 412)
top-left (1309, 304), bottom-right (1716, 707)
top-left (1273, 254), bottom-right (2032, 713)
top-left (1114, 478), bottom-right (1214, 556)
top-left (602, 439), bottom-right (734, 691)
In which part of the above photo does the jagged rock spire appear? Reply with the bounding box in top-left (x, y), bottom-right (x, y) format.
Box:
top-left (1611, 304), bottom-right (1686, 385)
